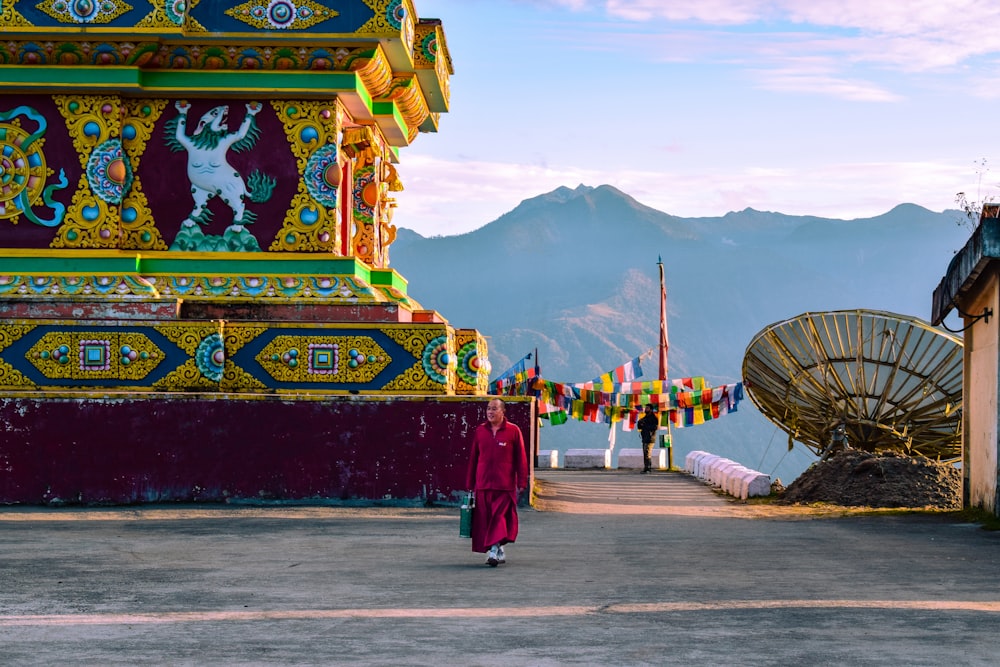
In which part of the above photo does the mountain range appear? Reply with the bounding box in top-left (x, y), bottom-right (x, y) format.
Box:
top-left (389, 184), bottom-right (971, 483)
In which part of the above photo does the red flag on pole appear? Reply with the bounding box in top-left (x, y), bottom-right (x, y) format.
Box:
top-left (658, 256), bottom-right (669, 381)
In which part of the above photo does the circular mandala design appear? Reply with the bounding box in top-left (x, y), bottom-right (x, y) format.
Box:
top-left (304, 143), bottom-right (340, 207)
top-left (353, 168), bottom-right (375, 217)
top-left (421, 32), bottom-right (438, 61)
top-left (456, 341), bottom-right (480, 385)
top-left (266, 0), bottom-right (296, 28)
top-left (70, 0), bottom-right (98, 21)
top-left (195, 332), bottom-right (225, 382)
top-left (421, 335), bottom-right (451, 385)
top-left (0, 123), bottom-right (48, 220)
top-left (86, 139), bottom-right (132, 204)
top-left (386, 0), bottom-right (404, 29)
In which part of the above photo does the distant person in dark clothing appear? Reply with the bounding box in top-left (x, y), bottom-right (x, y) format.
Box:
top-left (637, 404), bottom-right (659, 473)
top-left (466, 398), bottom-right (528, 567)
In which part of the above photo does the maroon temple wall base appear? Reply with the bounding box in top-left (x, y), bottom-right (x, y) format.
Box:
top-left (0, 396), bottom-right (535, 506)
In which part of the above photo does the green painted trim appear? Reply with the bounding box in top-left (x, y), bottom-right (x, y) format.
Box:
top-left (137, 254), bottom-right (369, 277)
top-left (0, 255), bottom-right (140, 273)
top-left (0, 67), bottom-right (370, 105)
top-left (139, 70), bottom-right (364, 98)
top-left (0, 251), bottom-right (389, 280)
top-left (370, 269), bottom-right (409, 293)
top-left (0, 66), bottom-right (142, 87)
top-left (371, 100), bottom-right (406, 137)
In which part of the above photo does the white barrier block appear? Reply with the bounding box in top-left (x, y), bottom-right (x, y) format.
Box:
top-left (617, 449), bottom-right (645, 469)
top-left (536, 450), bottom-right (559, 468)
top-left (687, 451), bottom-right (772, 499)
top-left (688, 451), bottom-right (705, 475)
top-left (694, 453), bottom-right (719, 480)
top-left (617, 448), bottom-right (667, 470)
top-left (747, 473), bottom-right (771, 497)
top-left (686, 450), bottom-right (709, 473)
top-left (730, 468), bottom-right (754, 498)
top-left (564, 449), bottom-right (611, 469)
top-left (711, 460), bottom-right (741, 487)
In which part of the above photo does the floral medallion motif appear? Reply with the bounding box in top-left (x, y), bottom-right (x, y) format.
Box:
top-left (386, 0), bottom-right (405, 30)
top-left (421, 335), bottom-right (452, 385)
top-left (420, 31), bottom-right (438, 62)
top-left (304, 143), bottom-right (340, 208)
top-left (352, 165), bottom-right (375, 218)
top-left (456, 341), bottom-right (482, 386)
top-left (164, 0), bottom-right (185, 25)
top-left (86, 138), bottom-right (133, 204)
top-left (195, 332), bottom-right (225, 381)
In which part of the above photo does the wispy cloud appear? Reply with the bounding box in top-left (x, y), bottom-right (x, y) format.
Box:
top-left (604, 0), bottom-right (768, 24)
top-left (751, 65), bottom-right (902, 102)
top-left (529, 0), bottom-right (1000, 103)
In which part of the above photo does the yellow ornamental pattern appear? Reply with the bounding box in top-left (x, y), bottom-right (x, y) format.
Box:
top-left (256, 334), bottom-right (390, 384)
top-left (120, 99), bottom-right (168, 250)
top-left (225, 0), bottom-right (338, 30)
top-left (152, 360), bottom-right (219, 391)
top-left (152, 322), bottom-right (229, 391)
top-left (269, 99), bottom-right (342, 252)
top-left (222, 325), bottom-right (269, 391)
top-left (25, 331), bottom-right (163, 381)
top-left (0, 325), bottom-right (36, 389)
top-left (381, 326), bottom-right (454, 393)
top-left (52, 95), bottom-right (124, 249)
top-left (37, 0), bottom-right (133, 24)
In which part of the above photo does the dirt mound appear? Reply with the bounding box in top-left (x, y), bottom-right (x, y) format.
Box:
top-left (780, 449), bottom-right (961, 509)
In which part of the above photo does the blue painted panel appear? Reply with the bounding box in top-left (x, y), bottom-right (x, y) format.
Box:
top-left (191, 0), bottom-right (374, 34)
top-left (230, 327), bottom-right (417, 391)
top-left (1, 325), bottom-right (190, 387)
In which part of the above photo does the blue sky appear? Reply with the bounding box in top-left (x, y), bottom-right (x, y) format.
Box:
top-left (394, 0), bottom-right (1000, 237)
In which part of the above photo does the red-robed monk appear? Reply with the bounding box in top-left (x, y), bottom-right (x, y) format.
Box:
top-left (466, 398), bottom-right (528, 567)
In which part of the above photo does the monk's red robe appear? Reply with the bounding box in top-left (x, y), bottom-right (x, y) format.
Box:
top-left (466, 418), bottom-right (528, 553)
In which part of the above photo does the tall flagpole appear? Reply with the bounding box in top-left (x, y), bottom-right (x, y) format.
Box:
top-left (658, 256), bottom-right (672, 468)
top-left (658, 256), bottom-right (669, 380)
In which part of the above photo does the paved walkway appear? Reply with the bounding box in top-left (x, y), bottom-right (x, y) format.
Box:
top-left (534, 469), bottom-right (734, 515)
top-left (1, 470), bottom-right (999, 666)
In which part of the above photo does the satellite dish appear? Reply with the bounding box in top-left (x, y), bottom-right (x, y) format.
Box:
top-left (742, 309), bottom-right (963, 460)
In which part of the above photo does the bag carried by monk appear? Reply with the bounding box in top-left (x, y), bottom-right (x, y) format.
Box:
top-left (459, 491), bottom-right (474, 538)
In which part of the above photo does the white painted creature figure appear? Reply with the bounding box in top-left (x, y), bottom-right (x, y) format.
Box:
top-left (165, 101), bottom-right (275, 236)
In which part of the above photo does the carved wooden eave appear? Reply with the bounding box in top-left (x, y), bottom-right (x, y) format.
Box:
top-left (378, 75), bottom-right (429, 144)
top-left (412, 18), bottom-right (452, 114)
top-left (346, 46), bottom-right (394, 100)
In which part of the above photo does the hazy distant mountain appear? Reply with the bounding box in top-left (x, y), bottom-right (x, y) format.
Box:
top-left (390, 185), bottom-right (970, 482)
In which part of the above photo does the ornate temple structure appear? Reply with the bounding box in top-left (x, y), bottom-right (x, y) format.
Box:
top-left (0, 0), bottom-right (534, 503)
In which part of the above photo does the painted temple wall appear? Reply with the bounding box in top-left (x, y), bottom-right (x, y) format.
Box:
top-left (0, 3), bottom-right (496, 505)
top-left (965, 270), bottom-right (1000, 514)
top-left (0, 94), bottom-right (351, 254)
top-left (0, 396), bottom-right (535, 505)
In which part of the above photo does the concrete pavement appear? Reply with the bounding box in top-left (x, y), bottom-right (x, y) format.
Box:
top-left (1, 470), bottom-right (999, 666)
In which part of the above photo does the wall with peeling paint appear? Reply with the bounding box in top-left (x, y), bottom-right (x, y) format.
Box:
top-left (0, 395), bottom-right (535, 506)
